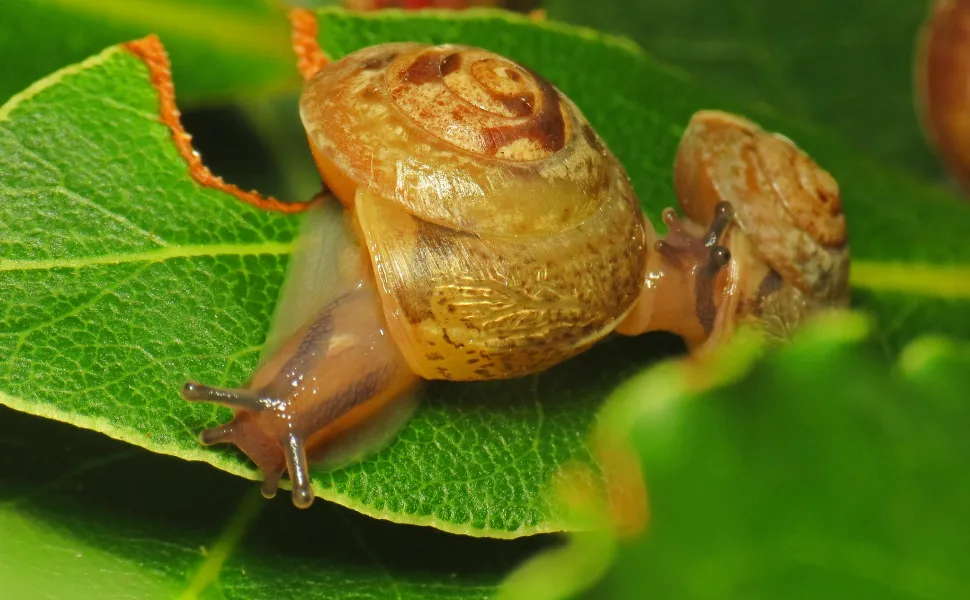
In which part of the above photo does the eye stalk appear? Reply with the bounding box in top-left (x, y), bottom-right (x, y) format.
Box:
top-left (653, 201), bottom-right (736, 336)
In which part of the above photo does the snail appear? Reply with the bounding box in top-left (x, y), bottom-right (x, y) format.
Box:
top-left (179, 43), bottom-right (850, 508)
top-left (916, 0), bottom-right (970, 195)
top-left (617, 110), bottom-right (851, 347)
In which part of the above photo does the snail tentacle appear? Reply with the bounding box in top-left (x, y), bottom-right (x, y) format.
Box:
top-left (182, 267), bottom-right (421, 509)
top-left (283, 433), bottom-right (314, 509)
top-left (260, 466), bottom-right (284, 499)
top-left (654, 201), bottom-right (735, 336)
top-left (198, 422), bottom-right (235, 446)
top-left (182, 381), bottom-right (268, 412)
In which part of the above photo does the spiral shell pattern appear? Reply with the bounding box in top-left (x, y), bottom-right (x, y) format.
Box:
top-left (674, 110), bottom-right (850, 303)
top-left (299, 43), bottom-right (611, 237)
top-left (387, 46), bottom-right (569, 159)
top-left (298, 43), bottom-right (647, 381)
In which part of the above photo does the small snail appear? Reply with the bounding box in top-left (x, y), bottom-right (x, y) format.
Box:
top-left (916, 0), bottom-right (970, 194)
top-left (618, 110), bottom-right (851, 348)
top-left (179, 43), bottom-right (849, 508)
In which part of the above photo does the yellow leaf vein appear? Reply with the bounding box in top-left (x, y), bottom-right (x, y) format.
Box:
top-left (0, 242), bottom-right (295, 272)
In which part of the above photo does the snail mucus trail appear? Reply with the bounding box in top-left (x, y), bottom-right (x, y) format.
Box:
top-left (179, 43), bottom-right (849, 508)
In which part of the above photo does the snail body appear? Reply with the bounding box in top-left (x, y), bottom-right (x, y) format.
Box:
top-left (180, 44), bottom-right (849, 508)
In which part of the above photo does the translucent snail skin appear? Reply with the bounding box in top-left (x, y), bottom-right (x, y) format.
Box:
top-left (180, 44), bottom-right (850, 508)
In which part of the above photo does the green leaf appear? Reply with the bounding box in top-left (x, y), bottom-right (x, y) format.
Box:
top-left (0, 34), bottom-right (682, 538)
top-left (0, 0), bottom-right (297, 104)
top-left (603, 317), bottom-right (970, 598)
top-left (1, 6), bottom-right (968, 545)
top-left (0, 405), bottom-right (550, 599)
top-left (545, 0), bottom-right (947, 184)
top-left (497, 314), bottom-right (970, 599)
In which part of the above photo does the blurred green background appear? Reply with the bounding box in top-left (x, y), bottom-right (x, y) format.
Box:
top-left (2, 1), bottom-right (968, 599)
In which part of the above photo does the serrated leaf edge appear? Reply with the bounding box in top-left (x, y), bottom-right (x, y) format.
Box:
top-left (123, 35), bottom-right (310, 213)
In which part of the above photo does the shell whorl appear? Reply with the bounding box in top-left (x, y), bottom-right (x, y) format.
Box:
top-left (674, 110), bottom-right (850, 304)
top-left (387, 46), bottom-right (570, 160)
top-left (299, 43), bottom-right (614, 237)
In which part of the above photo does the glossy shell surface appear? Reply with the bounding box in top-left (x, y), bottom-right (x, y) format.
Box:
top-left (299, 43), bottom-right (647, 380)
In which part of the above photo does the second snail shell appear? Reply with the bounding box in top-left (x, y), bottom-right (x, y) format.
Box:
top-left (299, 43), bottom-right (648, 381)
top-left (673, 110), bottom-right (851, 345)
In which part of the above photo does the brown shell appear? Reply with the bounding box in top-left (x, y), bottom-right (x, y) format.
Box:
top-left (673, 110), bottom-right (850, 341)
top-left (299, 43), bottom-right (648, 380)
top-left (675, 111), bottom-right (849, 300)
top-left (300, 43), bottom-right (612, 237)
top-left (916, 0), bottom-right (970, 194)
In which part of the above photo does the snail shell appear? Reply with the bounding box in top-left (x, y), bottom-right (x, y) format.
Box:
top-left (299, 43), bottom-right (648, 380)
top-left (673, 110), bottom-right (850, 343)
top-left (916, 0), bottom-right (970, 194)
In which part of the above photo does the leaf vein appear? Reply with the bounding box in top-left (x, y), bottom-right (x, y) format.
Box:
top-left (0, 242), bottom-right (294, 272)
top-left (57, 186), bottom-right (170, 246)
top-left (176, 488), bottom-right (264, 600)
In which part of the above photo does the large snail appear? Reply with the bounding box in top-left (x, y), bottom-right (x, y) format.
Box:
top-left (180, 43), bottom-right (850, 508)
